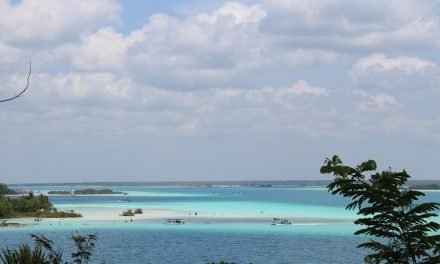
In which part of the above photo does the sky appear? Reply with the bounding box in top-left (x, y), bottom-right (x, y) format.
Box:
top-left (1, 0), bottom-right (440, 183)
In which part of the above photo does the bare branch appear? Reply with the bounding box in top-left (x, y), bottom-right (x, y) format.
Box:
top-left (0, 62), bottom-right (32, 103)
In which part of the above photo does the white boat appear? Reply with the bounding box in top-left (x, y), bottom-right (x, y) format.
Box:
top-left (270, 218), bottom-right (291, 225)
top-left (164, 219), bottom-right (185, 225)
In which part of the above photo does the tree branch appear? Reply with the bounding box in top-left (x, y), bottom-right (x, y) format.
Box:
top-left (0, 62), bottom-right (31, 103)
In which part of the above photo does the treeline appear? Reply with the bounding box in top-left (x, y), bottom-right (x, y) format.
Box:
top-left (0, 189), bottom-right (81, 218)
top-left (48, 188), bottom-right (122, 195)
top-left (0, 184), bottom-right (17, 195)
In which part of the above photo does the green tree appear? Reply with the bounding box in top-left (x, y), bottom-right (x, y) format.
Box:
top-left (0, 184), bottom-right (17, 196)
top-left (38, 194), bottom-right (52, 211)
top-left (320, 155), bottom-right (440, 264)
top-left (0, 197), bottom-right (12, 217)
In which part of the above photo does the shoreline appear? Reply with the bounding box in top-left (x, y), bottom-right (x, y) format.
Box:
top-left (1, 207), bottom-right (354, 228)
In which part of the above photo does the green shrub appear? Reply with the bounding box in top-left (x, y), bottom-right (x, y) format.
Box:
top-left (121, 209), bottom-right (134, 216)
top-left (0, 197), bottom-right (12, 218)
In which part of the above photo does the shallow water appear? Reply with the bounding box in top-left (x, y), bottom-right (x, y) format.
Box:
top-left (1, 185), bottom-right (439, 263)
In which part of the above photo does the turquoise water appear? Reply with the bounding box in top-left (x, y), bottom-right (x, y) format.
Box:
top-left (1, 185), bottom-right (439, 263)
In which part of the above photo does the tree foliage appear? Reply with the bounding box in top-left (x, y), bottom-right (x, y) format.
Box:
top-left (0, 233), bottom-right (96, 264)
top-left (0, 193), bottom-right (81, 218)
top-left (0, 184), bottom-right (17, 196)
top-left (0, 196), bottom-right (13, 218)
top-left (321, 155), bottom-right (440, 264)
top-left (70, 233), bottom-right (97, 264)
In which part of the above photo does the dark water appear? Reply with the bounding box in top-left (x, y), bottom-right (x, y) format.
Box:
top-left (0, 228), bottom-right (366, 264)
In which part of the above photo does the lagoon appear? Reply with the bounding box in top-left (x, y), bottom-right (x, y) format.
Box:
top-left (1, 184), bottom-right (439, 263)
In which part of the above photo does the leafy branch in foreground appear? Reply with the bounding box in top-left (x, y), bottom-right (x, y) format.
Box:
top-left (321, 155), bottom-right (440, 264)
top-left (70, 233), bottom-right (97, 264)
top-left (0, 232), bottom-right (97, 264)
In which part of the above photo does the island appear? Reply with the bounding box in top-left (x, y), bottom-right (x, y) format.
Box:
top-left (0, 186), bottom-right (81, 219)
top-left (48, 188), bottom-right (123, 195)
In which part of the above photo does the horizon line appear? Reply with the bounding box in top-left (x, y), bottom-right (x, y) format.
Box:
top-left (6, 179), bottom-right (440, 186)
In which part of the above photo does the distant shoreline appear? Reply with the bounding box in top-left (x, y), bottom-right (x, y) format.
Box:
top-left (8, 180), bottom-right (440, 189)
top-left (8, 180), bottom-right (333, 187)
top-left (48, 188), bottom-right (123, 195)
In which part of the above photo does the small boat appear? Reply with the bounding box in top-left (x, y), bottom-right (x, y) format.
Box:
top-left (164, 219), bottom-right (185, 225)
top-left (270, 218), bottom-right (291, 225)
top-left (70, 187), bottom-right (75, 197)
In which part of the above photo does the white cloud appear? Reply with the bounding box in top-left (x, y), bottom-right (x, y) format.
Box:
top-left (285, 49), bottom-right (339, 68)
top-left (369, 93), bottom-right (397, 107)
top-left (350, 54), bottom-right (440, 92)
top-left (29, 72), bottom-right (133, 102)
top-left (71, 27), bottom-right (130, 71)
top-left (262, 0), bottom-right (440, 51)
top-left (356, 92), bottom-right (398, 111)
top-left (196, 2), bottom-right (267, 25)
top-left (352, 54), bottom-right (435, 75)
top-left (276, 80), bottom-right (328, 97)
top-left (0, 0), bottom-right (121, 46)
top-left (0, 0), bottom-right (439, 147)
top-left (2, 73), bottom-right (329, 138)
top-left (0, 43), bottom-right (23, 64)
top-left (52, 1), bottom-right (348, 91)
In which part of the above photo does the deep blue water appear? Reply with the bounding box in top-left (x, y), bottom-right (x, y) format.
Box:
top-left (0, 228), bottom-right (366, 264)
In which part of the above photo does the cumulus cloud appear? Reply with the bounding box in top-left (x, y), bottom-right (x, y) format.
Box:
top-left (29, 72), bottom-right (133, 103)
top-left (0, 0), bottom-right (439, 144)
top-left (4, 74), bottom-right (329, 138)
top-left (57, 1), bottom-right (346, 91)
top-left (369, 94), bottom-right (397, 107)
top-left (350, 54), bottom-right (439, 91)
top-left (0, 0), bottom-right (121, 46)
top-left (71, 27), bottom-right (130, 71)
top-left (285, 49), bottom-right (339, 68)
top-left (196, 2), bottom-right (267, 25)
top-left (262, 0), bottom-right (440, 51)
top-left (353, 90), bottom-right (398, 112)
top-left (352, 53), bottom-right (435, 75)
top-left (1, 1), bottom-right (440, 182)
top-left (0, 43), bottom-right (23, 64)
top-left (276, 80), bottom-right (327, 97)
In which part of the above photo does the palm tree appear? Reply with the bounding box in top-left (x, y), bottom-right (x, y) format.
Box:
top-left (0, 233), bottom-right (96, 264)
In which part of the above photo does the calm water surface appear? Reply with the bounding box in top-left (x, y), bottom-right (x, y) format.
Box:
top-left (1, 185), bottom-right (439, 263)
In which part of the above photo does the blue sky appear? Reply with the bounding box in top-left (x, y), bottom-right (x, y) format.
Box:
top-left (0, 0), bottom-right (440, 183)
